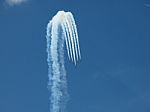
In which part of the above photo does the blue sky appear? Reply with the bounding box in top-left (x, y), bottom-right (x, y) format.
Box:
top-left (0, 0), bottom-right (150, 112)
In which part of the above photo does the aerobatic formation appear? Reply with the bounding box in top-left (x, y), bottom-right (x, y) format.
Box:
top-left (46, 11), bottom-right (81, 112)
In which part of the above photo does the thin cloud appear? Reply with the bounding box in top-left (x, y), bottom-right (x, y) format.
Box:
top-left (6, 0), bottom-right (27, 6)
top-left (144, 4), bottom-right (150, 7)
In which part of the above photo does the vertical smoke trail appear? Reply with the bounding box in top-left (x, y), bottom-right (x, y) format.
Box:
top-left (66, 13), bottom-right (79, 62)
top-left (67, 13), bottom-right (81, 60)
top-left (46, 11), bottom-right (81, 112)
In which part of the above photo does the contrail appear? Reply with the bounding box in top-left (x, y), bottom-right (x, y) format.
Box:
top-left (46, 11), bottom-right (81, 112)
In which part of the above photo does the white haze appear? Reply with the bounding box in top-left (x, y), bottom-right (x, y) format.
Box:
top-left (6, 0), bottom-right (27, 6)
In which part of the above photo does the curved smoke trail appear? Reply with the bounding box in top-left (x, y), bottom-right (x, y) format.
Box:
top-left (46, 11), bottom-right (81, 112)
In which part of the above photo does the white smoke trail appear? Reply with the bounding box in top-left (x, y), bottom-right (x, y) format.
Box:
top-left (46, 11), bottom-right (81, 112)
top-left (67, 12), bottom-right (81, 60)
top-left (66, 13), bottom-right (78, 62)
